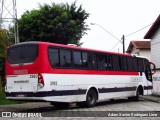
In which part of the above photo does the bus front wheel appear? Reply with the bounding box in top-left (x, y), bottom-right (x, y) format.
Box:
top-left (134, 88), bottom-right (140, 101)
top-left (128, 88), bottom-right (140, 101)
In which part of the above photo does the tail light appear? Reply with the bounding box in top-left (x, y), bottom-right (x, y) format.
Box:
top-left (38, 74), bottom-right (44, 90)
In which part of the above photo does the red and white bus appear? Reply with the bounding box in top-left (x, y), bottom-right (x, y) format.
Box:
top-left (5, 42), bottom-right (155, 108)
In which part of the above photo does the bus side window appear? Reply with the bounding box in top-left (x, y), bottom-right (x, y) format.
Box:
top-left (97, 54), bottom-right (106, 70)
top-left (132, 58), bottom-right (138, 71)
top-left (48, 48), bottom-right (60, 67)
top-left (112, 55), bottom-right (120, 71)
top-left (88, 53), bottom-right (97, 69)
top-left (82, 52), bottom-right (88, 69)
top-left (73, 51), bottom-right (83, 68)
top-left (138, 58), bottom-right (144, 72)
top-left (60, 49), bottom-right (72, 68)
top-left (105, 55), bottom-right (112, 70)
top-left (121, 57), bottom-right (128, 71)
top-left (127, 57), bottom-right (134, 71)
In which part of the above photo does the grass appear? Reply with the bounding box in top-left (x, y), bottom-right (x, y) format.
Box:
top-left (0, 87), bottom-right (26, 105)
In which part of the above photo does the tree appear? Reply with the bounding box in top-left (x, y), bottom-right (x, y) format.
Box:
top-left (18, 2), bottom-right (89, 45)
top-left (0, 28), bottom-right (13, 58)
top-left (0, 28), bottom-right (13, 87)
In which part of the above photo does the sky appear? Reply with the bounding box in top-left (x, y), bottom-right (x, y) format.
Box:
top-left (6, 0), bottom-right (160, 53)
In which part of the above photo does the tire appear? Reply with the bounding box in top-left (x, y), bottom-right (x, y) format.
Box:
top-left (85, 89), bottom-right (97, 107)
top-left (51, 102), bottom-right (70, 109)
top-left (134, 88), bottom-right (140, 101)
top-left (133, 88), bottom-right (139, 101)
top-left (128, 88), bottom-right (140, 101)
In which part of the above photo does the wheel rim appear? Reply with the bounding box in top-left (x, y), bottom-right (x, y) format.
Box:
top-left (88, 94), bottom-right (94, 104)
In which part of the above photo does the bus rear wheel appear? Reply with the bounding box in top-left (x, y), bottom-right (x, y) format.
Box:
top-left (86, 89), bottom-right (97, 107)
top-left (76, 89), bottom-right (97, 108)
top-left (76, 89), bottom-right (98, 107)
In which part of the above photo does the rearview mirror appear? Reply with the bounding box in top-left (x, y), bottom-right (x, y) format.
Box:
top-left (150, 62), bottom-right (156, 75)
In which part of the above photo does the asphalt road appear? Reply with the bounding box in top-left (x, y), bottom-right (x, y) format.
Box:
top-left (0, 97), bottom-right (160, 119)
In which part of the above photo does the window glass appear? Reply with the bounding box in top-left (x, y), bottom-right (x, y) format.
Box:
top-left (144, 58), bottom-right (152, 81)
top-left (82, 52), bottom-right (88, 68)
top-left (112, 55), bottom-right (120, 70)
top-left (88, 53), bottom-right (97, 69)
top-left (8, 44), bottom-right (38, 64)
top-left (60, 49), bottom-right (72, 67)
top-left (97, 54), bottom-right (106, 70)
top-left (144, 59), bottom-right (149, 71)
top-left (48, 48), bottom-right (60, 67)
top-left (121, 57), bottom-right (128, 71)
top-left (127, 57), bottom-right (134, 71)
top-left (105, 55), bottom-right (112, 70)
top-left (73, 51), bottom-right (83, 68)
top-left (133, 58), bottom-right (138, 71)
top-left (138, 58), bottom-right (144, 72)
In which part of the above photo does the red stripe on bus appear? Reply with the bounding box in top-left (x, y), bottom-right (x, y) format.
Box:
top-left (46, 69), bottom-right (139, 76)
top-left (7, 68), bottom-right (139, 76)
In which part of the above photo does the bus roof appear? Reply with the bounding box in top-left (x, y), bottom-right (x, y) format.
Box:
top-left (10, 41), bottom-right (131, 57)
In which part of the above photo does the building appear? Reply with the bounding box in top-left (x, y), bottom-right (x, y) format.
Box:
top-left (144, 14), bottom-right (160, 95)
top-left (126, 40), bottom-right (151, 61)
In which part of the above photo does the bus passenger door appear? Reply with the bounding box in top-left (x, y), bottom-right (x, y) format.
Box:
top-left (144, 61), bottom-right (156, 95)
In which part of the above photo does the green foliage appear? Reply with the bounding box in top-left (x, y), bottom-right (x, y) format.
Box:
top-left (0, 28), bottom-right (13, 81)
top-left (18, 2), bottom-right (89, 45)
top-left (0, 87), bottom-right (26, 105)
top-left (0, 28), bottom-right (13, 58)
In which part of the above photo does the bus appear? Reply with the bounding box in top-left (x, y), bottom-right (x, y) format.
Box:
top-left (5, 42), bottom-right (155, 108)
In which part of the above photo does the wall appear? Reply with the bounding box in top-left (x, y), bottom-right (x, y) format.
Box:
top-left (130, 46), bottom-right (151, 61)
top-left (139, 49), bottom-right (151, 61)
top-left (153, 71), bottom-right (160, 95)
top-left (151, 26), bottom-right (160, 95)
top-left (151, 26), bottom-right (160, 69)
top-left (130, 47), bottom-right (140, 55)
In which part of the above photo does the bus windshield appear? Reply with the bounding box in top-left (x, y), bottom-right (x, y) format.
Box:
top-left (7, 43), bottom-right (38, 64)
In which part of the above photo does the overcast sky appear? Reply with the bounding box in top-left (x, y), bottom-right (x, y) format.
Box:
top-left (15, 0), bottom-right (160, 52)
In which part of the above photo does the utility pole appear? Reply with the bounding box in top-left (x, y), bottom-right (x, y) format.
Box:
top-left (122, 35), bottom-right (125, 54)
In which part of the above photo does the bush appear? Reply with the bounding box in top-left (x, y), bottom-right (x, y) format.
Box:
top-left (0, 86), bottom-right (26, 105)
